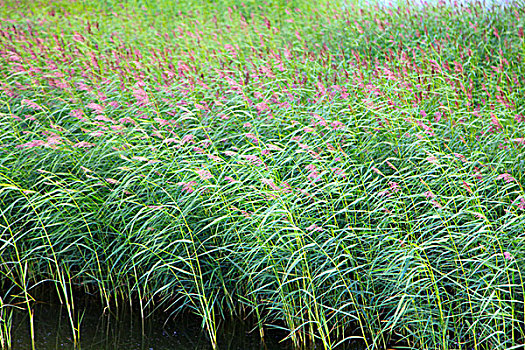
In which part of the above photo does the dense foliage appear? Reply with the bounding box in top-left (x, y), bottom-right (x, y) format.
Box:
top-left (1, 0), bottom-right (524, 348)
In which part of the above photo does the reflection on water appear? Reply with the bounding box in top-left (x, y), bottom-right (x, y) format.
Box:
top-left (9, 302), bottom-right (292, 350)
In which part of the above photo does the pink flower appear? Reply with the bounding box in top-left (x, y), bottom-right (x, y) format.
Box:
top-left (95, 115), bottom-right (115, 123)
top-left (163, 138), bottom-right (179, 145)
top-left (503, 252), bottom-right (512, 260)
top-left (21, 99), bottom-right (42, 110)
top-left (432, 200), bottom-right (442, 209)
top-left (516, 197), bottom-right (525, 210)
top-left (306, 224), bottom-right (323, 232)
top-left (330, 121), bottom-right (344, 130)
top-left (490, 113), bottom-right (502, 131)
top-left (154, 117), bottom-right (170, 126)
top-left (70, 109), bottom-right (86, 121)
top-left (132, 87), bottom-right (150, 105)
top-left (463, 181), bottom-right (473, 194)
top-left (313, 114), bottom-right (327, 127)
top-left (119, 117), bottom-right (136, 125)
top-left (423, 191), bottom-right (435, 199)
top-left (331, 167), bottom-right (346, 178)
top-left (426, 156), bottom-right (438, 165)
top-left (511, 138), bottom-right (525, 145)
top-left (280, 181), bottom-right (292, 193)
top-left (243, 122), bottom-right (252, 129)
top-left (240, 154), bottom-right (263, 167)
top-left (255, 101), bottom-right (269, 113)
top-left (261, 178), bottom-right (279, 191)
top-left (177, 181), bottom-right (197, 194)
top-left (377, 190), bottom-right (390, 197)
top-left (389, 181), bottom-right (400, 193)
top-left (181, 134), bottom-right (195, 144)
top-left (245, 133), bottom-right (258, 143)
top-left (454, 153), bottom-right (466, 162)
top-left (110, 125), bottom-right (123, 131)
top-left (497, 173), bottom-right (516, 183)
top-left (132, 156), bottom-right (149, 161)
top-left (105, 178), bottom-right (120, 185)
top-left (224, 176), bottom-right (238, 184)
top-left (372, 167), bottom-right (384, 176)
top-left (73, 141), bottom-right (95, 148)
top-left (306, 164), bottom-right (321, 182)
top-left (16, 140), bottom-right (47, 148)
top-left (196, 169), bottom-right (213, 180)
top-left (86, 103), bottom-right (104, 114)
top-left (298, 143), bottom-right (310, 150)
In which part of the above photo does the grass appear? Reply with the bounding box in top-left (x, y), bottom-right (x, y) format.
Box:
top-left (0, 0), bottom-right (524, 348)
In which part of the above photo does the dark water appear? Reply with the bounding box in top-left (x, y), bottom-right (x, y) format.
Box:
top-left (7, 303), bottom-right (292, 350)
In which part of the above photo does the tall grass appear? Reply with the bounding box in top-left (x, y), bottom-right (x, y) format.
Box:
top-left (0, 0), bottom-right (524, 348)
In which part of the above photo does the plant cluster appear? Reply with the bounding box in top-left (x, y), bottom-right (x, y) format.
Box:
top-left (0, 0), bottom-right (524, 349)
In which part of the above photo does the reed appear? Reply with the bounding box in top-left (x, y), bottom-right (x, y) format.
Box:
top-left (0, 0), bottom-right (524, 348)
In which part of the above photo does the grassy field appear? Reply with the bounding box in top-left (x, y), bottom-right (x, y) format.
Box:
top-left (0, 0), bottom-right (524, 349)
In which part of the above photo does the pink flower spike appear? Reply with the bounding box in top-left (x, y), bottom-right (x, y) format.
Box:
top-left (196, 169), bottom-right (213, 180)
top-left (224, 176), bottom-right (238, 184)
top-left (516, 197), bottom-right (525, 210)
top-left (388, 181), bottom-right (400, 193)
top-left (372, 167), bottom-right (384, 176)
top-left (86, 103), bottom-right (104, 114)
top-left (377, 190), bottom-right (390, 197)
top-left (245, 133), bottom-right (258, 143)
top-left (16, 140), bottom-right (47, 148)
top-left (331, 167), bottom-right (346, 178)
top-left (306, 224), bottom-right (323, 232)
top-left (497, 173), bottom-right (516, 183)
top-left (330, 121), bottom-right (345, 130)
top-left (423, 191), bottom-right (435, 199)
top-left (21, 99), bottom-right (43, 110)
top-left (70, 109), bottom-right (86, 121)
top-left (95, 115), bottom-right (115, 123)
top-left (73, 141), bottom-right (95, 148)
top-left (426, 156), bottom-right (438, 165)
top-left (261, 178), bottom-right (279, 191)
top-left (177, 181), bottom-right (197, 194)
top-left (181, 134), bottom-right (195, 144)
top-left (119, 117), bottom-right (136, 125)
top-left (503, 252), bottom-right (513, 260)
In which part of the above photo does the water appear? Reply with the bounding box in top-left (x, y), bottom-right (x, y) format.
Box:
top-left (7, 302), bottom-right (292, 350)
top-left (364, 0), bottom-right (519, 8)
